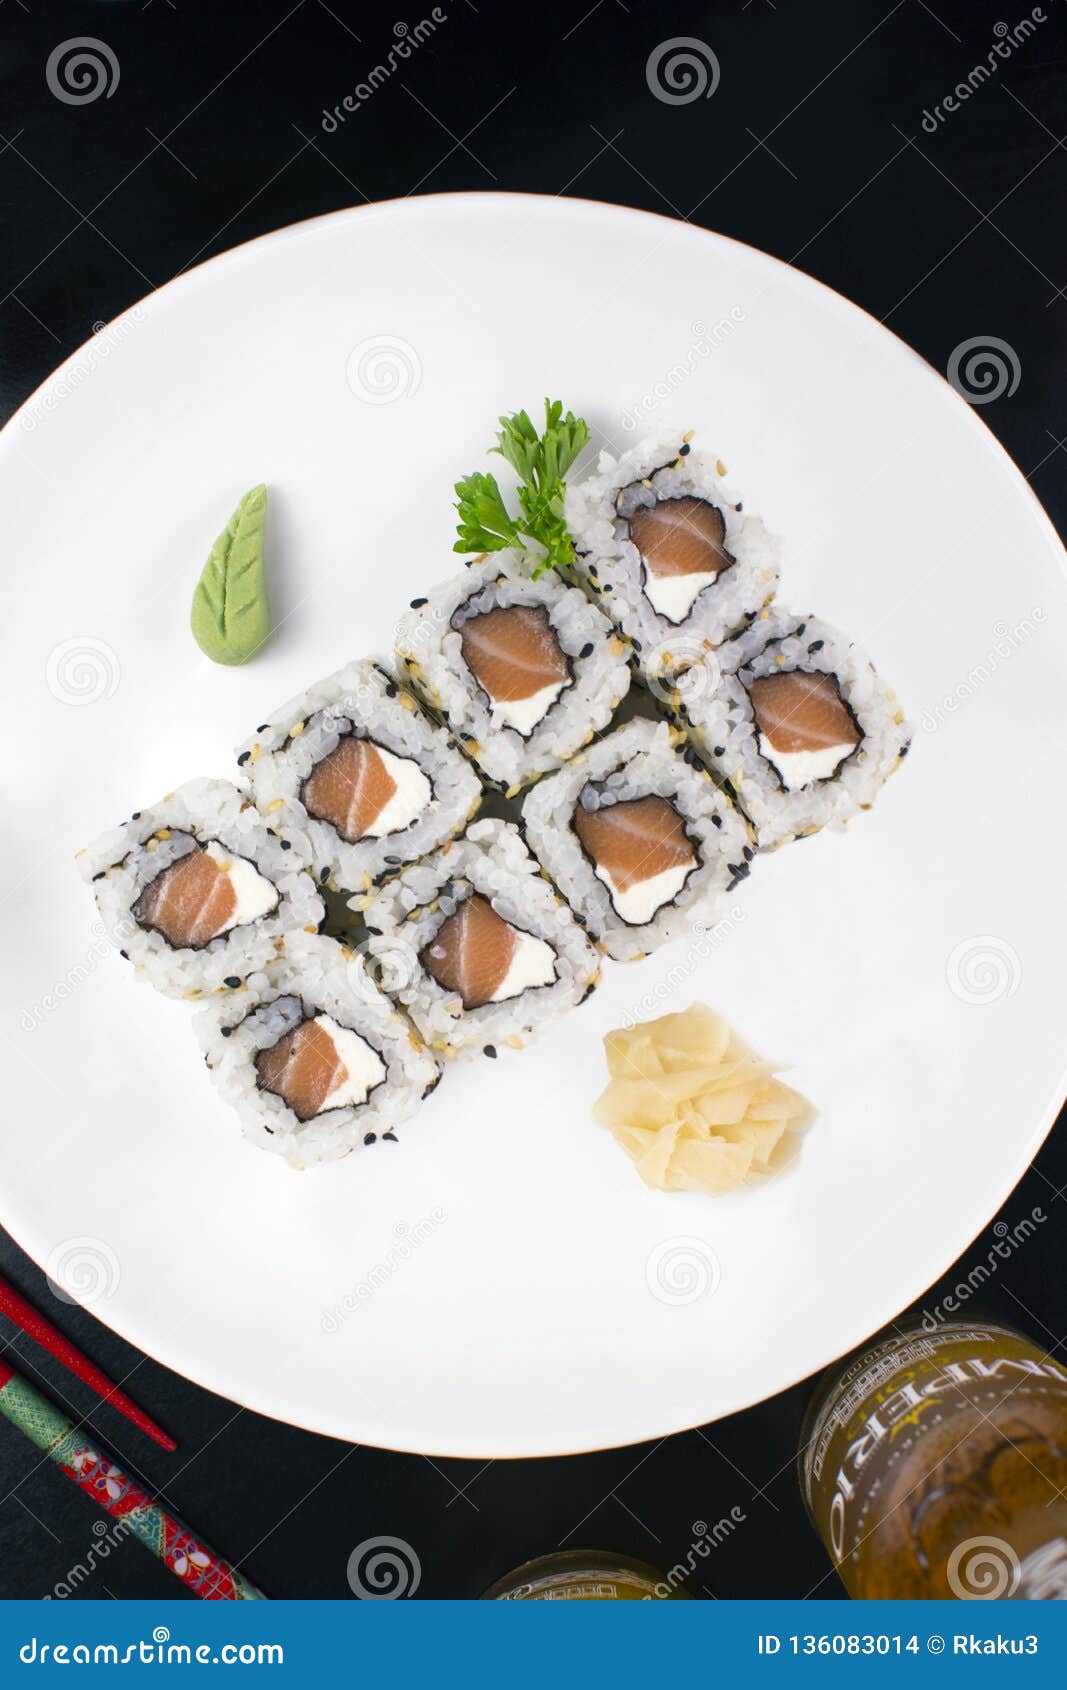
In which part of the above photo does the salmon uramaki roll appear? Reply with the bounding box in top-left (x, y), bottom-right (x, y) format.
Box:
top-left (521, 718), bottom-right (753, 963)
top-left (361, 819), bottom-right (600, 1060)
top-left (395, 552), bottom-right (631, 794)
top-left (565, 432), bottom-right (780, 681)
top-left (236, 660), bottom-right (482, 897)
top-left (77, 778), bottom-right (323, 999)
top-left (677, 609), bottom-right (910, 848)
top-left (196, 931), bottom-right (439, 1167)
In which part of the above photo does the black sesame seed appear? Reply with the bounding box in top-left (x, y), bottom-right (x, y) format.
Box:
top-left (409, 596), bottom-right (428, 608)
top-left (237, 751), bottom-right (251, 767)
top-left (263, 1124), bottom-right (274, 1135)
top-left (711, 813), bottom-right (723, 829)
top-left (119, 949), bottom-right (129, 960)
top-left (632, 638), bottom-right (642, 653)
top-left (364, 1132), bottom-right (377, 1146)
top-left (280, 839), bottom-right (292, 851)
top-left (808, 640), bottom-right (824, 654)
top-left (386, 682), bottom-right (398, 698)
top-left (384, 855), bottom-right (401, 865)
top-left (257, 723), bottom-right (269, 733)
top-left (92, 871), bottom-right (104, 882)
top-left (483, 1044), bottom-right (497, 1059)
top-left (678, 442), bottom-right (691, 456)
top-left (735, 502), bottom-right (743, 512)
top-left (224, 975), bottom-right (241, 989)
top-left (221, 1026), bottom-right (232, 1038)
top-left (318, 868), bottom-right (330, 885)
top-left (383, 1131), bottom-right (398, 1142)
top-left (900, 743), bottom-right (910, 757)
top-left (579, 642), bottom-right (594, 659)
top-left (742, 846), bottom-right (754, 861)
top-left (713, 746), bottom-right (725, 758)
top-left (602, 583), bottom-right (613, 593)
top-left (131, 811), bottom-right (142, 821)
top-left (796, 623), bottom-right (806, 637)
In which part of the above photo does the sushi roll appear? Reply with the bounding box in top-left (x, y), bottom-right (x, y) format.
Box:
top-left (236, 660), bottom-right (482, 897)
top-left (679, 609), bottom-right (910, 849)
top-left (395, 552), bottom-right (631, 795)
top-left (78, 779), bottom-right (323, 1000)
top-left (521, 718), bottom-right (753, 963)
top-left (565, 432), bottom-right (780, 682)
top-left (360, 818), bottom-right (600, 1060)
top-left (196, 932), bottom-right (439, 1168)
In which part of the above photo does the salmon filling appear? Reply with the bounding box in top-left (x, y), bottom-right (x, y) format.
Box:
top-left (629, 497), bottom-right (735, 624)
top-left (301, 737), bottom-right (431, 844)
top-left (574, 795), bottom-right (697, 926)
top-left (748, 670), bottom-right (860, 791)
top-left (420, 893), bottom-right (556, 1010)
top-left (255, 1014), bottom-right (385, 1121)
top-left (133, 841), bottom-right (278, 950)
top-left (459, 605), bottom-right (571, 735)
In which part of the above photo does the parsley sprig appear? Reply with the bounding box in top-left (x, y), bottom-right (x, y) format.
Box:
top-left (454, 399), bottom-right (590, 576)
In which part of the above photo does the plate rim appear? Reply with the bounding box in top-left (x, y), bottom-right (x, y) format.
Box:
top-left (3, 190), bottom-right (1065, 1458)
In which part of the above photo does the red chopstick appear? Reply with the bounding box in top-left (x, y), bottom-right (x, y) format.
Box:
top-left (0, 1274), bottom-right (176, 1452)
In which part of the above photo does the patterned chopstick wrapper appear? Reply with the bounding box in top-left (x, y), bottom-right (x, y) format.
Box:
top-left (0, 1359), bottom-right (264, 1599)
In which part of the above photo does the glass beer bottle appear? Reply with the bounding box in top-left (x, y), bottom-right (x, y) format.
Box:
top-left (800, 1320), bottom-right (1067, 1599)
top-left (483, 1550), bottom-right (684, 1600)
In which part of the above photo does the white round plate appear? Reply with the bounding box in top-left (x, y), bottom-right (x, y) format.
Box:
top-left (3, 194), bottom-right (1065, 1457)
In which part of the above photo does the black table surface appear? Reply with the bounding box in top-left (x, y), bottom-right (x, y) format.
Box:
top-left (2, 0), bottom-right (1065, 1602)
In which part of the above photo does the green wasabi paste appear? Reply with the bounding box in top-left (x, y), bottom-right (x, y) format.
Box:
top-left (190, 484), bottom-right (270, 665)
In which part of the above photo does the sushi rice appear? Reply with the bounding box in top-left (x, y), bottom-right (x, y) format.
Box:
top-left (395, 551), bottom-right (631, 794)
top-left (195, 931), bottom-right (439, 1168)
top-left (521, 717), bottom-right (754, 963)
top-left (361, 817), bottom-right (601, 1060)
top-left (235, 659), bottom-right (482, 896)
top-left (564, 433), bottom-right (780, 681)
top-left (676, 608), bottom-right (911, 849)
top-left (78, 778), bottom-right (323, 1000)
